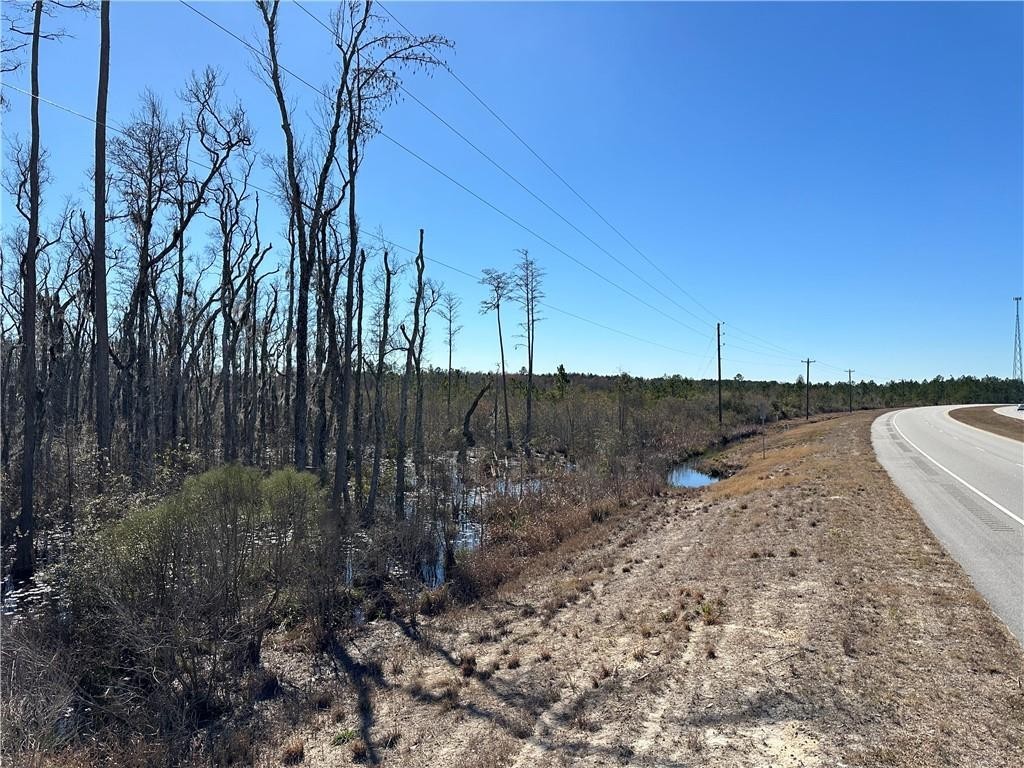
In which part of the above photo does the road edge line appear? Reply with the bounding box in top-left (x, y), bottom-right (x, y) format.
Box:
top-left (946, 405), bottom-right (1024, 448)
top-left (891, 411), bottom-right (1024, 528)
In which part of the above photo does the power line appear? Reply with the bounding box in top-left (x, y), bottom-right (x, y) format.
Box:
top-left (177, 0), bottom-right (717, 343)
top-left (726, 325), bottom-right (802, 358)
top-left (292, 0), bottom-right (715, 334)
top-left (220, 0), bottom-right (847, 373)
top-left (7, 1), bottom-right (828, 379)
top-left (376, 0), bottom-right (722, 328)
top-left (355, 227), bottom-right (709, 359)
top-left (376, 0), bottom-right (824, 364)
top-left (372, 0), bottom-right (835, 370)
top-left (0, 78), bottom-right (806, 382)
top-left (195, 0), bottom-right (826, 370)
top-left (0, 81), bottom-right (711, 369)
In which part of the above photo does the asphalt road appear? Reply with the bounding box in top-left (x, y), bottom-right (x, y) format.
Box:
top-left (995, 404), bottom-right (1024, 422)
top-left (872, 405), bottom-right (1024, 642)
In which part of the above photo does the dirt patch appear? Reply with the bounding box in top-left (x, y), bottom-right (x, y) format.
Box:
top-left (258, 412), bottom-right (1024, 767)
top-left (949, 405), bottom-right (1024, 442)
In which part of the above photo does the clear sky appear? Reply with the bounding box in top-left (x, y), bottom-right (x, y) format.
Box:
top-left (2, 1), bottom-right (1022, 383)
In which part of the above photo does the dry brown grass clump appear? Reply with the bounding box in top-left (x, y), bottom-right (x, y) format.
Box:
top-left (280, 736), bottom-right (305, 765)
top-left (349, 738), bottom-right (368, 761)
top-left (450, 470), bottom-right (659, 602)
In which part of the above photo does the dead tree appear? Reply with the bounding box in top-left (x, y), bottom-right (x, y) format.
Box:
top-left (332, 0), bottom-right (451, 517)
top-left (514, 250), bottom-right (543, 451)
top-left (439, 290), bottom-right (461, 431)
top-left (479, 268), bottom-right (513, 451)
top-left (14, 0), bottom-right (44, 580)
top-left (110, 71), bottom-right (249, 482)
top-left (256, 0), bottom-right (349, 471)
top-left (365, 247), bottom-right (394, 524)
top-left (209, 162), bottom-right (269, 464)
top-left (413, 279), bottom-right (441, 477)
top-left (351, 248), bottom-right (367, 510)
top-left (395, 230), bottom-right (425, 519)
top-left (460, 382), bottom-right (491, 456)
top-left (92, 0), bottom-right (111, 480)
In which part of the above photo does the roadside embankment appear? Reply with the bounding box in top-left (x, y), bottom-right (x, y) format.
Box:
top-left (258, 411), bottom-right (1023, 767)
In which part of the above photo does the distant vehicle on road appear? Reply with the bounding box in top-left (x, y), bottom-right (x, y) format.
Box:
top-left (1017, 403), bottom-right (1024, 411)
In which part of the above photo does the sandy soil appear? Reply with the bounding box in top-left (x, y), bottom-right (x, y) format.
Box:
top-left (949, 405), bottom-right (1024, 442)
top-left (262, 411), bottom-right (1024, 768)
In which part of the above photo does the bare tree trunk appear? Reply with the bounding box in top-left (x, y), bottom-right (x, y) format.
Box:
top-left (220, 226), bottom-right (236, 464)
top-left (283, 211), bottom-right (295, 463)
top-left (257, 1), bottom-right (311, 470)
top-left (412, 284), bottom-right (440, 477)
top-left (332, 99), bottom-right (362, 518)
top-left (352, 248), bottom-right (366, 511)
top-left (413, 337), bottom-right (426, 477)
top-left (365, 249), bottom-right (393, 525)
top-left (496, 303), bottom-right (512, 451)
top-left (394, 230), bottom-right (425, 520)
top-left (312, 278), bottom-right (327, 474)
top-left (15, 0), bottom-right (45, 580)
top-left (447, 338), bottom-right (453, 430)
top-left (243, 273), bottom-right (259, 464)
top-left (92, 0), bottom-right (111, 483)
top-left (461, 382), bottom-right (490, 452)
top-left (514, 252), bottom-right (543, 453)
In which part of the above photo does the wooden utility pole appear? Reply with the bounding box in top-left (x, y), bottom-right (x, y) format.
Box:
top-left (802, 358), bottom-right (815, 421)
top-left (846, 369), bottom-right (855, 413)
top-left (716, 322), bottom-right (722, 426)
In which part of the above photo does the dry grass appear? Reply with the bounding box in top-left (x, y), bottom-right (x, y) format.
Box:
top-left (704, 443), bottom-right (814, 500)
top-left (349, 738), bottom-right (368, 762)
top-left (277, 412), bottom-right (1020, 768)
top-left (43, 410), bottom-right (1020, 768)
top-left (280, 736), bottom-right (304, 765)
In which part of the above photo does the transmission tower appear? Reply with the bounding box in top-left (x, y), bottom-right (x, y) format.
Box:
top-left (1014, 296), bottom-right (1022, 389)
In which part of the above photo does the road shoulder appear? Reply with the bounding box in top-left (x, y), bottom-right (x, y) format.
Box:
top-left (261, 413), bottom-right (1024, 767)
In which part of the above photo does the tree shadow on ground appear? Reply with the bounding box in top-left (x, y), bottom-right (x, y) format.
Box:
top-left (326, 634), bottom-right (393, 765)
top-left (389, 613), bottom-right (693, 767)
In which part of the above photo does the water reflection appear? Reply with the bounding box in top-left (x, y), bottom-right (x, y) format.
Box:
top-left (667, 463), bottom-right (718, 488)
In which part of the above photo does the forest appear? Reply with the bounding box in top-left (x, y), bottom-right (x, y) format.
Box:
top-left (2, 1), bottom-right (1022, 764)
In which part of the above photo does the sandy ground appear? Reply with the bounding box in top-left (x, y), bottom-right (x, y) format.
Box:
top-left (262, 412), bottom-right (1024, 768)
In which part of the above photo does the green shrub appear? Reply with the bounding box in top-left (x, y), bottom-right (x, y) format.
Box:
top-left (51, 465), bottom-right (328, 748)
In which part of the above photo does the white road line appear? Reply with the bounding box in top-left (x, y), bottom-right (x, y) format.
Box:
top-left (946, 406), bottom-right (1024, 448)
top-left (891, 412), bottom-right (1024, 528)
top-left (942, 410), bottom-right (1024, 467)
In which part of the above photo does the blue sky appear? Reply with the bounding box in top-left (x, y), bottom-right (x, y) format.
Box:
top-left (2, 1), bottom-right (1021, 383)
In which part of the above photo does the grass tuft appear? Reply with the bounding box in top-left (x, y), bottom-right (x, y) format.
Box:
top-left (281, 736), bottom-right (305, 765)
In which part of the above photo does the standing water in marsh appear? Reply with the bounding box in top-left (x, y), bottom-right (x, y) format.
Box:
top-left (667, 462), bottom-right (718, 489)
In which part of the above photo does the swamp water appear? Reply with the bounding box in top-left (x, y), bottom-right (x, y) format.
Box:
top-left (667, 462), bottom-right (718, 489)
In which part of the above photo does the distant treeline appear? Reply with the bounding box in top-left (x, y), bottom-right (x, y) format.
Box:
top-left (477, 369), bottom-right (1024, 421)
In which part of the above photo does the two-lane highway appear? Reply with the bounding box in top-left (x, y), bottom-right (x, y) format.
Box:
top-left (872, 406), bottom-right (1024, 641)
